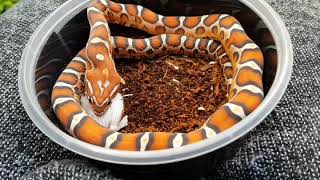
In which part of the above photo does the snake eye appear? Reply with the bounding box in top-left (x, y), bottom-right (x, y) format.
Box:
top-left (107, 100), bottom-right (111, 106)
top-left (88, 97), bottom-right (93, 103)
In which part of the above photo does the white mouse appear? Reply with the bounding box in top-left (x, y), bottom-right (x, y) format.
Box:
top-left (81, 93), bottom-right (128, 131)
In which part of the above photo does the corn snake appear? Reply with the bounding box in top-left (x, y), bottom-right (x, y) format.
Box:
top-left (51, 0), bottom-right (264, 151)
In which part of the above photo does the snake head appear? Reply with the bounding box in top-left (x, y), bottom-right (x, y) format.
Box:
top-left (85, 68), bottom-right (125, 116)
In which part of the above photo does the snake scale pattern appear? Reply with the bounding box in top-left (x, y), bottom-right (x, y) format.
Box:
top-left (51, 0), bottom-right (264, 151)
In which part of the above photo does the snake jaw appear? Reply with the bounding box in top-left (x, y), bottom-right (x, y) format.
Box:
top-left (85, 78), bottom-right (123, 116)
top-left (80, 93), bottom-right (128, 131)
top-left (89, 96), bottom-right (111, 116)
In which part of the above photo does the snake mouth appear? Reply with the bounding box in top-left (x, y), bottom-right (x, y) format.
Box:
top-left (92, 103), bottom-right (111, 116)
top-left (93, 110), bottom-right (105, 116)
top-left (86, 96), bottom-right (111, 116)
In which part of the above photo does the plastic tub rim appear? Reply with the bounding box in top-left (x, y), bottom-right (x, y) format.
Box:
top-left (18, 0), bottom-right (293, 165)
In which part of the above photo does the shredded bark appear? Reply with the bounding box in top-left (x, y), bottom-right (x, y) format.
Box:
top-left (116, 56), bottom-right (228, 133)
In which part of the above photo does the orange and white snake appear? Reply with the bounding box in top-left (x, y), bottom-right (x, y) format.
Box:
top-left (51, 0), bottom-right (264, 151)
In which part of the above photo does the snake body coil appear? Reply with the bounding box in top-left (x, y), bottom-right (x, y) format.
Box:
top-left (51, 0), bottom-right (264, 151)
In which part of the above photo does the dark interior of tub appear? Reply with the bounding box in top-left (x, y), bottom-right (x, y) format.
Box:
top-left (34, 0), bottom-right (277, 128)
